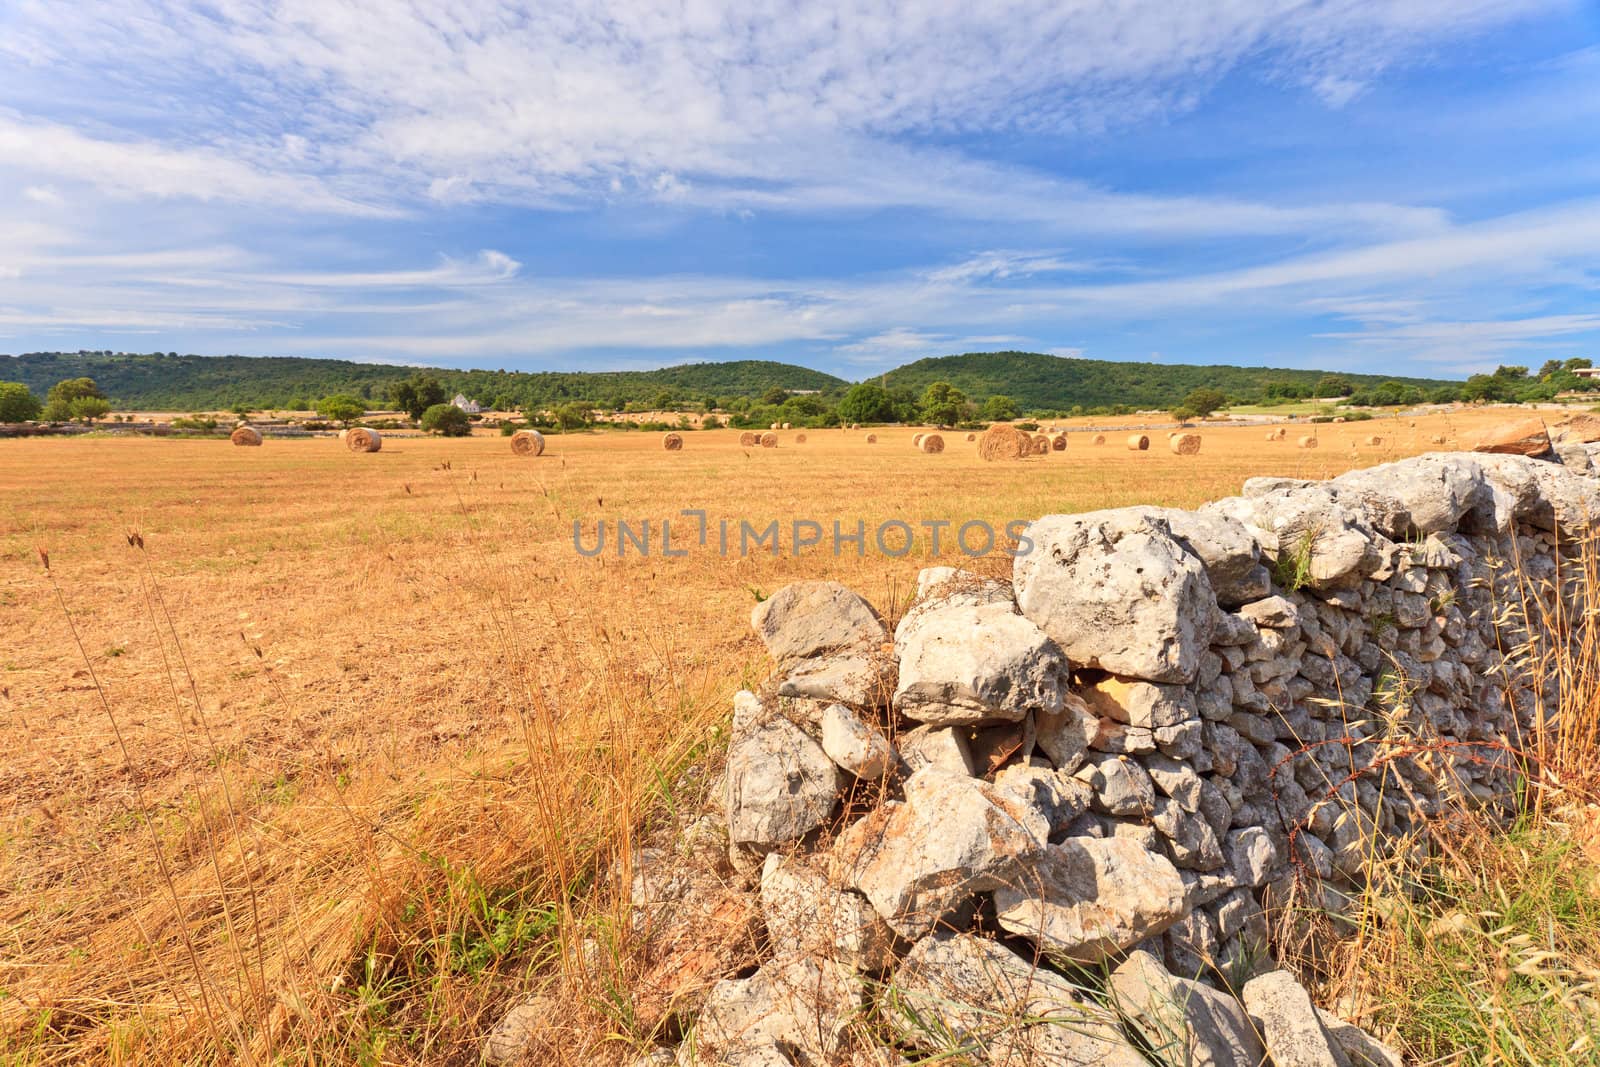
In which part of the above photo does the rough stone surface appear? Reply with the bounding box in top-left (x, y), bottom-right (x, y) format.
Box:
top-left (751, 581), bottom-right (889, 662)
top-left (1112, 950), bottom-right (1266, 1067)
top-left (897, 724), bottom-right (976, 776)
top-left (723, 691), bottom-right (842, 851)
top-left (1471, 415), bottom-right (1551, 457)
top-left (831, 767), bottom-right (1045, 939)
top-left (893, 592), bottom-right (1071, 725)
top-left (1015, 508), bottom-right (1217, 684)
top-left (697, 953), bottom-right (862, 1067)
top-left (1147, 506), bottom-right (1273, 607)
top-left (483, 996), bottom-right (557, 1066)
top-left (759, 853), bottom-right (898, 974)
top-left (889, 931), bottom-right (1145, 1065)
top-left (993, 837), bottom-right (1188, 961)
top-left (819, 703), bottom-right (896, 779)
top-left (1244, 970), bottom-right (1353, 1067)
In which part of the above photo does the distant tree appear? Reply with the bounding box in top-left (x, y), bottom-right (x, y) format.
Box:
top-left (980, 395), bottom-right (1020, 421)
top-left (1460, 374), bottom-right (1513, 403)
top-left (837, 383), bottom-right (895, 424)
top-left (69, 397), bottom-right (113, 424)
top-left (1539, 359), bottom-right (1564, 379)
top-left (43, 377), bottom-right (107, 421)
top-left (316, 394), bottom-right (366, 426)
top-left (1565, 357), bottom-right (1593, 371)
top-left (1313, 375), bottom-right (1353, 398)
top-left (701, 414), bottom-right (722, 429)
top-left (420, 403), bottom-right (472, 436)
top-left (1170, 406), bottom-right (1196, 425)
top-left (0, 382), bottom-right (42, 422)
top-left (1493, 364), bottom-right (1529, 380)
top-left (389, 374), bottom-right (447, 419)
top-left (231, 403), bottom-right (250, 418)
top-left (919, 381), bottom-right (968, 427)
top-left (1180, 387), bottom-right (1227, 417)
top-left (759, 386), bottom-right (789, 406)
top-left (553, 402), bottom-right (590, 431)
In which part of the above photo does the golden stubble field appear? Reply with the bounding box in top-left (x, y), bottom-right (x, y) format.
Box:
top-left (0, 409), bottom-right (1513, 1064)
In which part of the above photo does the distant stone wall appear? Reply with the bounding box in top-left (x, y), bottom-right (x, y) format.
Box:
top-left (598, 443), bottom-right (1600, 1067)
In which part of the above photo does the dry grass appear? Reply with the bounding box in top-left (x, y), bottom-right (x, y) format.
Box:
top-left (0, 412), bottom-right (1524, 1064)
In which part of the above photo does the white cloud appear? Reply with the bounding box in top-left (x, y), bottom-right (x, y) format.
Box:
top-left (0, 0), bottom-right (1552, 230)
top-left (0, 116), bottom-right (390, 215)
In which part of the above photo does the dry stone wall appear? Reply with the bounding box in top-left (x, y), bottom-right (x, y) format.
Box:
top-left (525, 445), bottom-right (1600, 1067)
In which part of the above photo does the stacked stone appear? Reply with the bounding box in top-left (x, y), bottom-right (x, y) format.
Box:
top-left (488, 448), bottom-right (1600, 1066)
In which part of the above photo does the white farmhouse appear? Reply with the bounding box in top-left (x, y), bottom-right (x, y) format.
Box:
top-left (451, 393), bottom-right (482, 414)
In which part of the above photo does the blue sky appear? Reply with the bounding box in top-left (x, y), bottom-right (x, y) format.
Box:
top-left (1, 1), bottom-right (1598, 381)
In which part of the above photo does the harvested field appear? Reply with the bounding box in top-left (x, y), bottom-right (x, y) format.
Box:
top-left (0, 409), bottom-right (1522, 1064)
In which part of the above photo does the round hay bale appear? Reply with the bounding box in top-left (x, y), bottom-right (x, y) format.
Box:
top-left (1297, 435), bottom-right (1319, 449)
top-left (1169, 432), bottom-right (1201, 455)
top-left (738, 431), bottom-right (758, 447)
top-left (346, 427), bottom-right (382, 453)
top-left (918, 433), bottom-right (945, 453)
top-left (230, 425), bottom-right (263, 447)
top-left (510, 429), bottom-right (546, 456)
top-left (1364, 434), bottom-right (1383, 446)
top-left (1049, 433), bottom-right (1068, 451)
top-left (913, 433), bottom-right (927, 448)
top-left (795, 433), bottom-right (807, 444)
top-left (966, 432), bottom-right (976, 442)
top-left (849, 422), bottom-right (859, 430)
top-left (770, 422), bottom-right (781, 431)
top-left (1029, 433), bottom-right (1051, 455)
top-left (760, 432), bottom-right (778, 448)
top-left (1092, 433), bottom-right (1106, 445)
top-left (1127, 434), bottom-right (1150, 451)
top-left (865, 433), bottom-right (877, 444)
top-left (781, 422), bottom-right (792, 430)
top-left (978, 424), bottom-right (1029, 461)
top-left (662, 432), bottom-right (684, 451)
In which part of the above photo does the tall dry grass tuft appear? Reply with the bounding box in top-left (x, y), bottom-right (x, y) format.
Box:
top-left (1270, 524), bottom-right (1600, 1064)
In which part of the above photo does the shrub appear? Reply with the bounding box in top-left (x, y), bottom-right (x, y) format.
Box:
top-left (0, 381), bottom-right (42, 422)
top-left (42, 377), bottom-right (107, 422)
top-left (316, 394), bottom-right (366, 426)
top-left (420, 403), bottom-right (472, 437)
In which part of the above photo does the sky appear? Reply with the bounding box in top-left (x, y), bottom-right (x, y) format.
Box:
top-left (1, 1), bottom-right (1599, 381)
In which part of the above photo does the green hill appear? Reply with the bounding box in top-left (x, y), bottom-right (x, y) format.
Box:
top-left (0, 352), bottom-right (847, 411)
top-left (879, 351), bottom-right (1450, 411)
top-left (0, 348), bottom-right (1458, 414)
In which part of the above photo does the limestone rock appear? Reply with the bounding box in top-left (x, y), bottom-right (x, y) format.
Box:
top-left (1111, 949), bottom-right (1266, 1067)
top-left (1243, 970), bottom-right (1353, 1067)
top-left (697, 953), bottom-right (862, 1067)
top-left (888, 931), bottom-right (1145, 1065)
top-left (1146, 506), bottom-right (1272, 607)
top-left (758, 853), bottom-right (898, 974)
top-left (897, 724), bottom-right (976, 776)
top-left (483, 996), bottom-right (558, 1066)
top-left (724, 691), bottom-right (842, 852)
top-left (777, 652), bottom-right (894, 707)
top-left (993, 837), bottom-right (1188, 962)
top-left (1014, 508), bottom-right (1217, 684)
top-left (1471, 416), bottom-right (1550, 457)
top-left (819, 703), bottom-right (896, 779)
top-left (751, 581), bottom-right (888, 662)
top-left (1317, 1009), bottom-right (1405, 1067)
top-left (893, 594), bottom-right (1071, 726)
top-left (831, 767), bottom-right (1045, 939)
